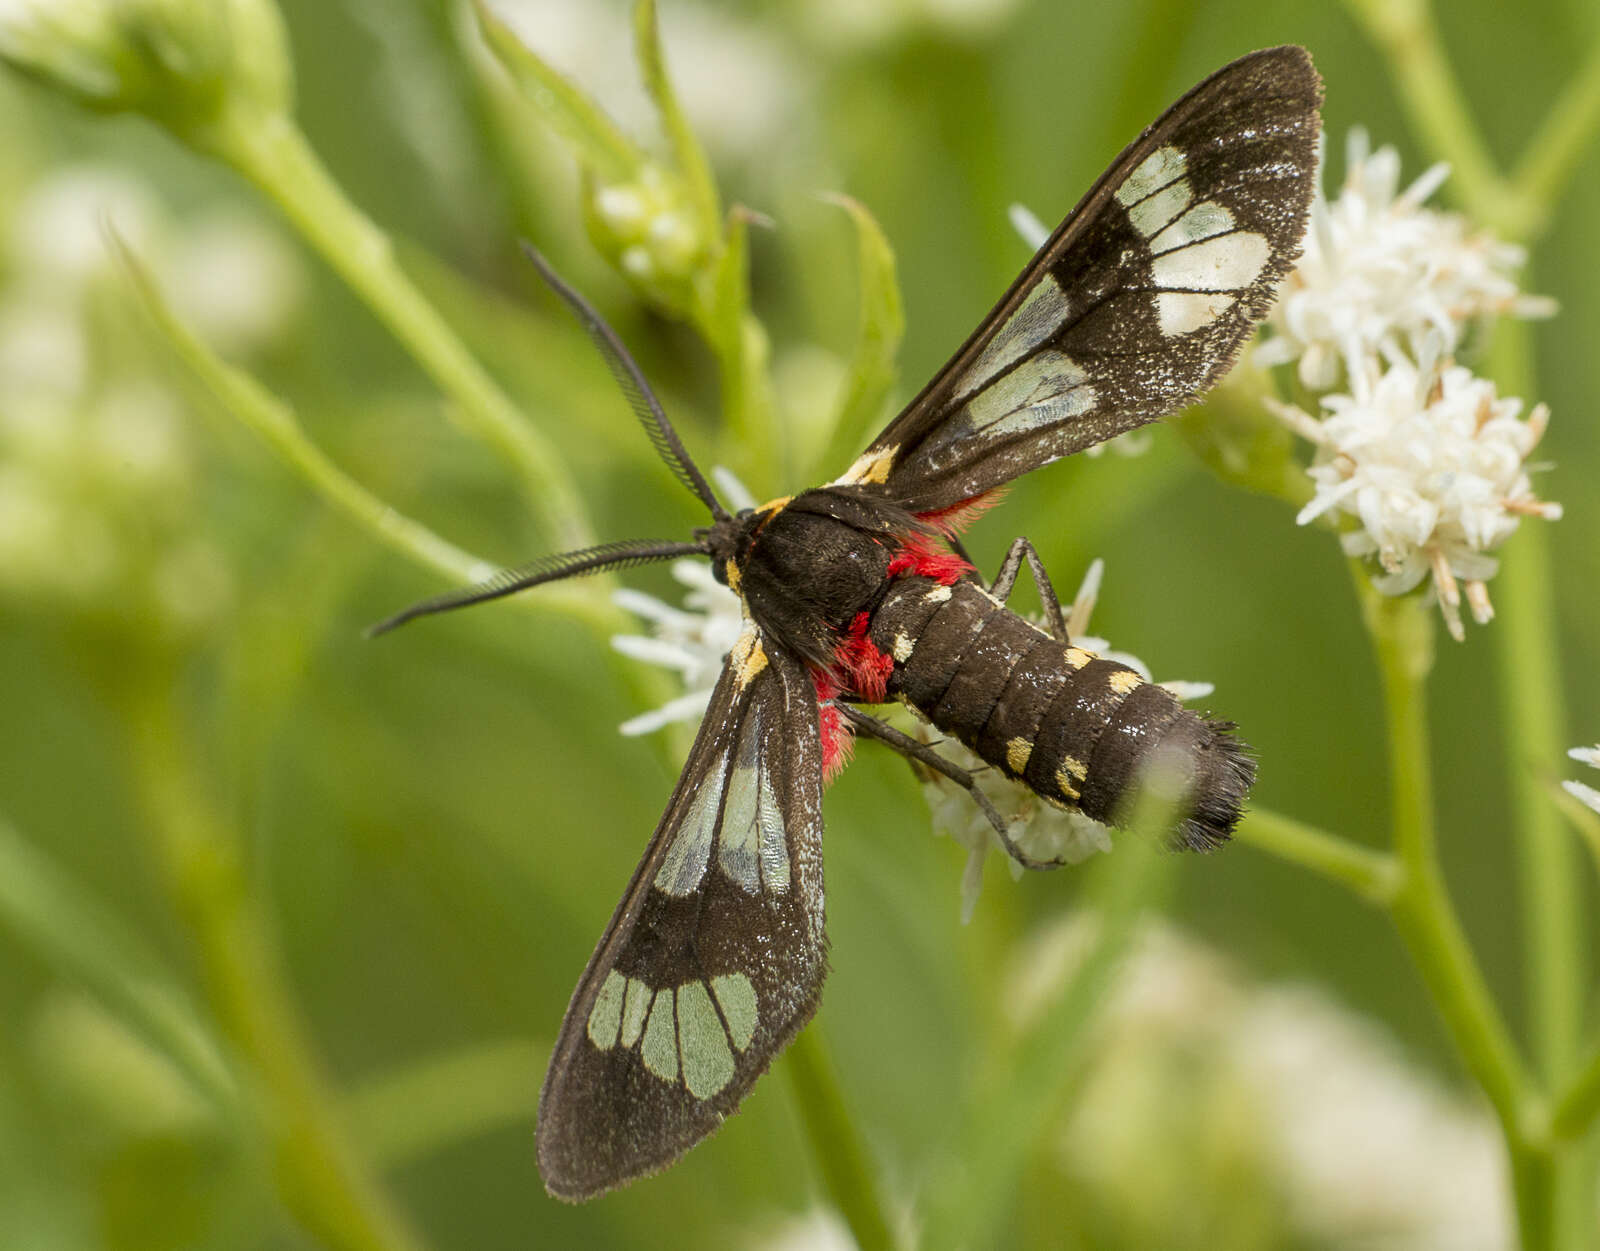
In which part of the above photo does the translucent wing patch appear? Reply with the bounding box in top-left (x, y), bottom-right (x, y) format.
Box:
top-left (838, 45), bottom-right (1322, 512)
top-left (536, 628), bottom-right (826, 1201)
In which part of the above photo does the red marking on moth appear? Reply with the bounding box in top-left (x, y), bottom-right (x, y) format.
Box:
top-left (833, 611), bottom-right (894, 704)
top-left (810, 669), bottom-right (854, 784)
top-left (886, 532), bottom-right (974, 586)
top-left (916, 488), bottom-right (1007, 537)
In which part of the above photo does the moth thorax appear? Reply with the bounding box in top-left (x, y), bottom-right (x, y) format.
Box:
top-left (741, 505), bottom-right (897, 656)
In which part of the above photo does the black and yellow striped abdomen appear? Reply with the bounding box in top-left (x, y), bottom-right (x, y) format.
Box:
top-left (867, 576), bottom-right (1252, 848)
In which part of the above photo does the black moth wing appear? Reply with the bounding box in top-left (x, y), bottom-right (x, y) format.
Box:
top-left (537, 626), bottom-right (826, 1201)
top-left (838, 45), bottom-right (1322, 513)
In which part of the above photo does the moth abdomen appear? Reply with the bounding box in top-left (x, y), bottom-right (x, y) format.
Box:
top-left (872, 577), bottom-right (1253, 847)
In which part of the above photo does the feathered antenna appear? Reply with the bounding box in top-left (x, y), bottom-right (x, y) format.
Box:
top-left (367, 539), bottom-right (706, 638)
top-left (520, 243), bottom-right (729, 522)
top-left (369, 245), bottom-right (730, 637)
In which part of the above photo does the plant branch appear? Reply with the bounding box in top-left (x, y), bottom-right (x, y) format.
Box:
top-left (1362, 583), bottom-right (1550, 1248)
top-left (1341, 0), bottom-right (1512, 228)
top-left (1233, 806), bottom-right (1402, 902)
top-left (784, 1026), bottom-right (897, 1251)
top-left (1511, 30), bottom-right (1600, 239)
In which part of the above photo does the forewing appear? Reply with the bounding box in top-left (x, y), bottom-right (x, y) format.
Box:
top-left (536, 627), bottom-right (826, 1200)
top-left (838, 45), bottom-right (1321, 512)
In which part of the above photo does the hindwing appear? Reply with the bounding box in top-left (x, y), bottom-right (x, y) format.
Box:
top-left (536, 626), bottom-right (826, 1200)
top-left (837, 45), bottom-right (1322, 512)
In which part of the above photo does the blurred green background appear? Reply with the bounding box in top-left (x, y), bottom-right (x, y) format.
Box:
top-left (1, 0), bottom-right (1596, 1248)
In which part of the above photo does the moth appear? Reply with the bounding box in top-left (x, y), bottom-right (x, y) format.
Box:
top-left (373, 46), bottom-right (1321, 1200)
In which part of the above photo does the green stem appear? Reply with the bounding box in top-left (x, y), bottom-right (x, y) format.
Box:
top-left (1551, 1038), bottom-right (1600, 1142)
top-left (783, 1026), bottom-right (896, 1251)
top-left (1511, 29), bottom-right (1600, 240)
top-left (1233, 806), bottom-right (1401, 903)
top-left (1363, 585), bottom-right (1549, 1247)
top-left (1340, 0), bottom-right (1513, 227)
top-left (118, 671), bottom-right (426, 1251)
top-left (207, 109), bottom-right (592, 551)
top-left (1485, 314), bottom-right (1588, 1251)
top-left (1487, 323), bottom-right (1583, 1088)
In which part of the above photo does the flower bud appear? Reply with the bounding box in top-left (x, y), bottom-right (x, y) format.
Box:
top-left (0, 0), bottom-right (293, 141)
top-left (582, 163), bottom-right (710, 314)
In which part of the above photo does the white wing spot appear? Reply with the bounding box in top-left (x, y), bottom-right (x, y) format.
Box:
top-left (1115, 145), bottom-right (1187, 207)
top-left (1151, 201), bottom-right (1234, 253)
top-left (1128, 178), bottom-right (1192, 238)
top-left (641, 988), bottom-right (678, 1082)
top-left (711, 973), bottom-right (758, 1052)
top-left (655, 758), bottom-right (724, 896)
top-left (677, 981), bottom-right (736, 1099)
top-left (756, 763), bottom-right (789, 895)
top-left (586, 969), bottom-right (625, 1049)
top-left (892, 632), bottom-right (915, 662)
top-left (1152, 232), bottom-right (1270, 292)
top-left (967, 350), bottom-right (1094, 437)
top-left (717, 707), bottom-right (763, 893)
top-left (954, 276), bottom-right (1069, 397)
top-left (621, 977), bottom-right (650, 1047)
top-left (925, 585), bottom-right (953, 604)
top-left (1157, 291), bottom-right (1236, 336)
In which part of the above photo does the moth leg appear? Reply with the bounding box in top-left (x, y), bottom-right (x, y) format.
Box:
top-left (836, 704), bottom-right (1060, 871)
top-left (988, 537), bottom-right (1067, 643)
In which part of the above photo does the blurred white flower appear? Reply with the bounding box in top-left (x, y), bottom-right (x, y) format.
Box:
top-left (610, 558), bottom-right (746, 736)
top-left (919, 560), bottom-right (1214, 922)
top-left (1258, 129), bottom-right (1553, 390)
top-left (1563, 744), bottom-right (1600, 816)
top-left (803, 0), bottom-right (1020, 49)
top-left (1236, 986), bottom-right (1508, 1250)
top-left (1276, 342), bottom-right (1560, 641)
top-left (749, 1208), bottom-right (858, 1251)
top-left (166, 212), bottom-right (305, 354)
top-left (0, 163), bottom-right (274, 641)
top-left (1013, 917), bottom-right (1510, 1250)
top-left (9, 165), bottom-right (161, 289)
top-left (0, 299), bottom-right (88, 405)
top-left (486, 0), bottom-right (798, 159)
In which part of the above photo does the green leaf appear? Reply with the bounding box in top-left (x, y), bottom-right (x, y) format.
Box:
top-left (471, 0), bottom-right (644, 184)
top-left (816, 194), bottom-right (905, 478)
top-left (633, 0), bottom-right (720, 246)
top-left (344, 1039), bottom-right (545, 1172)
top-left (703, 207), bottom-right (777, 487)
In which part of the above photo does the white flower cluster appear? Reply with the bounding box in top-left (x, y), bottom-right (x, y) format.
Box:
top-left (610, 558), bottom-right (747, 736)
top-left (1259, 130), bottom-right (1554, 389)
top-left (1563, 744), bottom-right (1600, 818)
top-left (913, 560), bottom-right (1213, 922)
top-left (1281, 346), bottom-right (1560, 641)
top-left (1263, 132), bottom-right (1560, 641)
